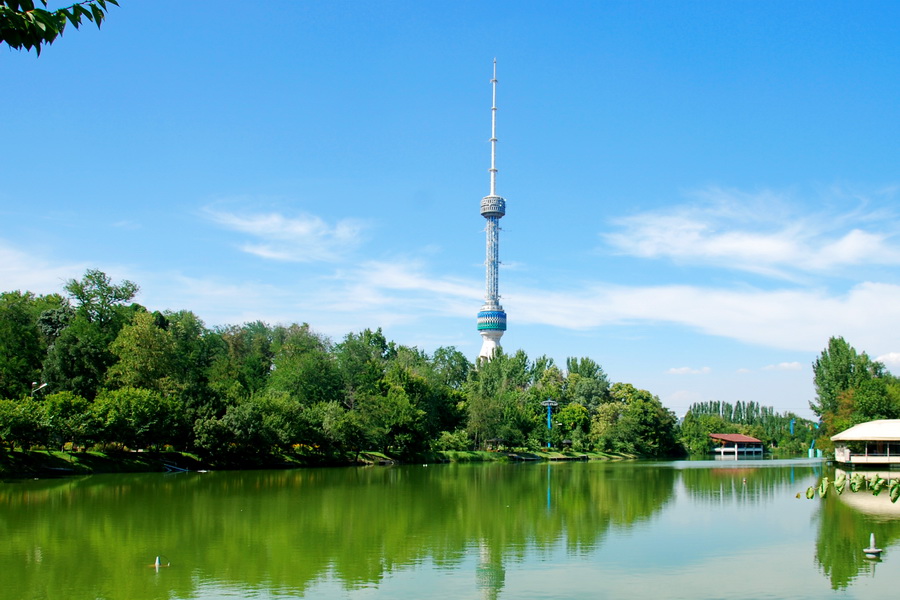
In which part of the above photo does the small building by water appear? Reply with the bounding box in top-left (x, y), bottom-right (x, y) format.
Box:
top-left (831, 419), bottom-right (900, 467)
top-left (709, 433), bottom-right (764, 458)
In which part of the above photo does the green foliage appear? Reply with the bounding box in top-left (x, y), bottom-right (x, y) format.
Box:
top-left (589, 383), bottom-right (679, 457)
top-left (42, 316), bottom-right (114, 399)
top-left (679, 412), bottom-right (729, 455)
top-left (94, 387), bottom-right (178, 450)
top-left (0, 397), bottom-right (48, 449)
top-left (683, 399), bottom-right (816, 455)
top-left (207, 321), bottom-right (276, 401)
top-left (1, 1), bottom-right (119, 55)
top-left (805, 336), bottom-right (900, 449)
top-left (433, 429), bottom-right (471, 451)
top-left (43, 390), bottom-right (97, 449)
top-left (464, 350), bottom-right (537, 449)
top-left (107, 310), bottom-right (177, 392)
top-left (806, 472), bottom-right (900, 504)
top-left (0, 272), bottom-right (684, 462)
top-left (334, 327), bottom-right (394, 403)
top-left (557, 403), bottom-right (589, 438)
top-left (812, 337), bottom-right (885, 432)
top-left (40, 270), bottom-right (142, 399)
top-left (64, 268), bottom-right (138, 327)
top-left (850, 378), bottom-right (900, 422)
top-left (431, 346), bottom-right (472, 389)
top-left (267, 323), bottom-right (343, 406)
top-left (0, 291), bottom-right (45, 398)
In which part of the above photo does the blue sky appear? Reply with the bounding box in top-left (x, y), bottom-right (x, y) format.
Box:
top-left (4, 1), bottom-right (900, 419)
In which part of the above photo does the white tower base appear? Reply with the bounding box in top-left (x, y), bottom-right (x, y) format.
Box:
top-left (478, 330), bottom-right (504, 361)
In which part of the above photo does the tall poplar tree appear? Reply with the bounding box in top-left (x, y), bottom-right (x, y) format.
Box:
top-left (811, 336), bottom-right (884, 428)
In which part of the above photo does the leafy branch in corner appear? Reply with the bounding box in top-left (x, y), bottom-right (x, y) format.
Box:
top-left (804, 472), bottom-right (900, 503)
top-left (1, 0), bottom-right (119, 55)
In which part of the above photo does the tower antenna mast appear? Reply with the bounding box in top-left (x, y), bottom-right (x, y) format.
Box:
top-left (476, 59), bottom-right (508, 360)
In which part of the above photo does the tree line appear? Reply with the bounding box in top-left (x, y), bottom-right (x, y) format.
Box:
top-left (0, 269), bottom-right (681, 463)
top-left (679, 399), bottom-right (817, 455)
top-left (677, 335), bottom-right (900, 456)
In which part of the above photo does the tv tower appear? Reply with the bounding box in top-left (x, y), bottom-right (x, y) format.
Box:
top-left (477, 59), bottom-right (507, 360)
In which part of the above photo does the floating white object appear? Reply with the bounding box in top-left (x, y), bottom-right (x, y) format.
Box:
top-left (863, 533), bottom-right (883, 559)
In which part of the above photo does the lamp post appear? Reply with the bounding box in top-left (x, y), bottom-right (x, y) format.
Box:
top-left (31, 382), bottom-right (48, 397)
top-left (540, 399), bottom-right (558, 449)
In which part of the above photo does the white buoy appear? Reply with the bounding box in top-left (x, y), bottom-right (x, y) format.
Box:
top-left (864, 533), bottom-right (883, 559)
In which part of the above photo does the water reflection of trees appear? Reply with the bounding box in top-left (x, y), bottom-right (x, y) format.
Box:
top-left (14, 461), bottom-right (898, 598)
top-left (680, 463), bottom-right (824, 504)
top-left (0, 462), bottom-right (676, 600)
top-left (813, 471), bottom-right (900, 590)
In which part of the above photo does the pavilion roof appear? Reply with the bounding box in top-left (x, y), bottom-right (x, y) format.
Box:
top-left (831, 419), bottom-right (900, 442)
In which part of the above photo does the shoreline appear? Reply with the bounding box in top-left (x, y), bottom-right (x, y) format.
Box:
top-left (0, 448), bottom-right (635, 479)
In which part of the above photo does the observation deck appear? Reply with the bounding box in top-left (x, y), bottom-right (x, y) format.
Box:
top-left (480, 195), bottom-right (506, 218)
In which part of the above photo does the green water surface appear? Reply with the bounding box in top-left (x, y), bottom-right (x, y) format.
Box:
top-left (1, 459), bottom-right (898, 599)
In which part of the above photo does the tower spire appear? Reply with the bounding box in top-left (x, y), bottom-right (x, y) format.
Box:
top-left (477, 59), bottom-right (508, 360)
top-left (489, 58), bottom-right (498, 198)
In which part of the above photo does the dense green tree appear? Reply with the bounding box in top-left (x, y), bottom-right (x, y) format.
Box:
top-left (531, 364), bottom-right (564, 405)
top-left (162, 310), bottom-right (219, 431)
top-left (267, 324), bottom-right (343, 406)
top-left (430, 346), bottom-right (472, 389)
top-left (107, 310), bottom-right (176, 392)
top-left (679, 412), bottom-right (729, 455)
top-left (207, 321), bottom-right (276, 402)
top-left (589, 400), bottom-right (627, 450)
top-left (37, 299), bottom-right (74, 342)
top-left (849, 377), bottom-right (900, 423)
top-left (334, 328), bottom-right (394, 405)
top-left (42, 316), bottom-right (113, 399)
top-left (93, 387), bottom-right (177, 450)
top-left (42, 270), bottom-right (143, 399)
top-left (1, 1), bottom-right (119, 55)
top-left (43, 390), bottom-right (97, 450)
top-left (563, 357), bottom-right (611, 414)
top-left (565, 356), bottom-right (604, 380)
top-left (556, 402), bottom-right (590, 448)
top-left (589, 383), bottom-right (678, 457)
top-left (811, 337), bottom-right (883, 426)
top-left (193, 390), bottom-right (303, 462)
top-left (0, 291), bottom-right (44, 398)
top-left (358, 383), bottom-right (426, 456)
top-left (316, 400), bottom-right (369, 459)
top-left (64, 268), bottom-right (139, 328)
top-left (0, 396), bottom-right (48, 449)
top-left (465, 350), bottom-right (536, 449)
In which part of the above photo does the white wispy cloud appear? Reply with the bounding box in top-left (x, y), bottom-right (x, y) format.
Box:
top-left (0, 241), bottom-right (90, 295)
top-left (603, 187), bottom-right (900, 278)
top-left (667, 366), bottom-right (712, 375)
top-left (139, 258), bottom-right (900, 360)
top-left (508, 280), bottom-right (900, 354)
top-left (876, 352), bottom-right (900, 370)
top-left (763, 362), bottom-right (803, 371)
top-left (203, 208), bottom-right (369, 262)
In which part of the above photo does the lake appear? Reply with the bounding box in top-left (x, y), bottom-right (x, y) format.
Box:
top-left (2, 458), bottom-right (899, 599)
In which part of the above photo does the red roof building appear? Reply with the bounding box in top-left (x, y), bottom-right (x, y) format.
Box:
top-left (709, 433), bottom-right (764, 457)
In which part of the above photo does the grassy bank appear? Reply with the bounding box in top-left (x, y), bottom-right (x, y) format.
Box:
top-left (0, 447), bottom-right (635, 479)
top-left (0, 449), bottom-right (209, 479)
